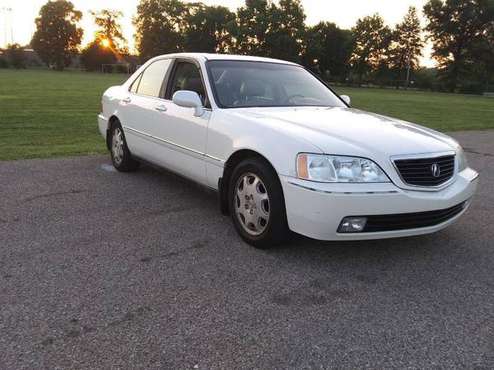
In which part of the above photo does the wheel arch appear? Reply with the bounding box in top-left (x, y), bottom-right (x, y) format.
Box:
top-left (219, 149), bottom-right (282, 215)
top-left (106, 115), bottom-right (121, 150)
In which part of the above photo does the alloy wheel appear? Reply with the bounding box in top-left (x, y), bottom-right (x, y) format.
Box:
top-left (234, 173), bottom-right (270, 236)
top-left (112, 127), bottom-right (124, 165)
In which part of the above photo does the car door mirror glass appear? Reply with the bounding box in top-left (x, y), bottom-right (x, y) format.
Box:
top-left (173, 90), bottom-right (204, 117)
top-left (340, 95), bottom-right (351, 106)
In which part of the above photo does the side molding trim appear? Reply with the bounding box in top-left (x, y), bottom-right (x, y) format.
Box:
top-left (123, 125), bottom-right (225, 167)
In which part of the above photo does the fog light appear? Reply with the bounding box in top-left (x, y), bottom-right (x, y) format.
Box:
top-left (338, 217), bottom-right (367, 233)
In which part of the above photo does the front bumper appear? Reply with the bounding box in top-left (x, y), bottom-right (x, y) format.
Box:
top-left (280, 168), bottom-right (479, 241)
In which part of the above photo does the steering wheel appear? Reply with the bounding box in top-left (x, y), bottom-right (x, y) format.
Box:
top-left (284, 94), bottom-right (306, 104)
top-left (233, 96), bottom-right (273, 107)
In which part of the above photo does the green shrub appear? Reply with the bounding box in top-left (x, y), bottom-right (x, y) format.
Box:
top-left (0, 58), bottom-right (9, 68)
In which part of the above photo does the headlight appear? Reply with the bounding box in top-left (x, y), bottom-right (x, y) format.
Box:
top-left (297, 153), bottom-right (390, 183)
top-left (457, 146), bottom-right (469, 172)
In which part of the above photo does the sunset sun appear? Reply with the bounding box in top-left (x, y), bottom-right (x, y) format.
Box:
top-left (100, 38), bottom-right (110, 48)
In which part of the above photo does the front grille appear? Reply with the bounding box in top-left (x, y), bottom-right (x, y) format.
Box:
top-left (394, 155), bottom-right (455, 187)
top-left (358, 202), bottom-right (467, 233)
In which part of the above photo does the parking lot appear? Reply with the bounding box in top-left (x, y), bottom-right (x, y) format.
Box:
top-left (1, 130), bottom-right (493, 369)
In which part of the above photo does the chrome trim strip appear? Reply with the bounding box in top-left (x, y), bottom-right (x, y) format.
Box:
top-left (287, 181), bottom-right (399, 195)
top-left (390, 151), bottom-right (457, 192)
top-left (390, 150), bottom-right (456, 160)
top-left (123, 125), bottom-right (225, 165)
top-left (205, 154), bottom-right (225, 164)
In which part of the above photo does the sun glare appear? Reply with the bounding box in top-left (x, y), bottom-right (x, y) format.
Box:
top-left (100, 38), bottom-right (110, 48)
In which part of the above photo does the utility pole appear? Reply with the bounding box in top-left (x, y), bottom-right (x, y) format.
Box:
top-left (405, 49), bottom-right (411, 90)
top-left (1, 7), bottom-right (14, 47)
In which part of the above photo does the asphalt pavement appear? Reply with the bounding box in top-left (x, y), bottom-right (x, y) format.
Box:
top-left (0, 130), bottom-right (493, 369)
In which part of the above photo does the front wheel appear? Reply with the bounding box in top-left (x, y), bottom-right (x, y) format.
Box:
top-left (110, 123), bottom-right (139, 172)
top-left (229, 158), bottom-right (289, 248)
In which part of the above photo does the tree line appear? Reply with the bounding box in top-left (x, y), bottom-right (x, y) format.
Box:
top-left (4, 0), bottom-right (493, 93)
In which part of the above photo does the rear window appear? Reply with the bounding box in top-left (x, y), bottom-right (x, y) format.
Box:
top-left (136, 59), bottom-right (172, 98)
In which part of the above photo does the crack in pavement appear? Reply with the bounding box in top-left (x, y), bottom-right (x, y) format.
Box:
top-left (40, 306), bottom-right (152, 348)
top-left (464, 148), bottom-right (494, 157)
top-left (22, 189), bottom-right (87, 203)
top-left (139, 239), bottom-right (210, 263)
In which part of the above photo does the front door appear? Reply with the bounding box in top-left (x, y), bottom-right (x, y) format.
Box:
top-left (145, 60), bottom-right (211, 185)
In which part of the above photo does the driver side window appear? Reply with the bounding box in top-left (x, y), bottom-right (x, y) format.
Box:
top-left (168, 62), bottom-right (208, 106)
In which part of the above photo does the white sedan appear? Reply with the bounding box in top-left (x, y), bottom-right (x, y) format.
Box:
top-left (98, 53), bottom-right (478, 248)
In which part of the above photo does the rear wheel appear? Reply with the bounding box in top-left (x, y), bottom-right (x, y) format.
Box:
top-left (110, 122), bottom-right (139, 172)
top-left (229, 158), bottom-right (289, 248)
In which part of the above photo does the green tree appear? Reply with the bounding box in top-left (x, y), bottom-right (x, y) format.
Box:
top-left (184, 4), bottom-right (236, 53)
top-left (6, 43), bottom-right (26, 69)
top-left (134, 0), bottom-right (189, 61)
top-left (350, 14), bottom-right (392, 84)
top-left (91, 9), bottom-right (128, 53)
top-left (234, 0), bottom-right (272, 56)
top-left (413, 67), bottom-right (439, 90)
top-left (303, 22), bottom-right (353, 81)
top-left (80, 42), bottom-right (117, 72)
top-left (423, 0), bottom-right (494, 92)
top-left (81, 9), bottom-right (127, 72)
top-left (234, 0), bottom-right (306, 62)
top-left (468, 18), bottom-right (494, 92)
top-left (31, 0), bottom-right (83, 71)
top-left (388, 7), bottom-right (424, 87)
top-left (265, 0), bottom-right (306, 62)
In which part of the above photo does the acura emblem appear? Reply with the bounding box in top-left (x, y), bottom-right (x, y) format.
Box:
top-left (431, 163), bottom-right (441, 178)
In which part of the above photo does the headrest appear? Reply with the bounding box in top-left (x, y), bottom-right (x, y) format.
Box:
top-left (241, 80), bottom-right (265, 97)
top-left (185, 77), bottom-right (204, 93)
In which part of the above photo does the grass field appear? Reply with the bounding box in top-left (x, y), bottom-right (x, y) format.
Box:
top-left (0, 69), bottom-right (124, 161)
top-left (0, 69), bottom-right (493, 161)
top-left (335, 86), bottom-right (494, 132)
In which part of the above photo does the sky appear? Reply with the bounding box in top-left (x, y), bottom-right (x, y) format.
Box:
top-left (0, 0), bottom-right (436, 66)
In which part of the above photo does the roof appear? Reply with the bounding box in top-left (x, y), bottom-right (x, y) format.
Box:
top-left (152, 53), bottom-right (299, 66)
top-left (204, 53), bottom-right (298, 65)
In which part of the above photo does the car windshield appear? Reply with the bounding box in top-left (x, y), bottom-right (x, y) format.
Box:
top-left (207, 60), bottom-right (346, 109)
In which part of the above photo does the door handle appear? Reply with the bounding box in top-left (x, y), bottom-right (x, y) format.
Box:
top-left (122, 97), bottom-right (131, 104)
top-left (155, 104), bottom-right (167, 112)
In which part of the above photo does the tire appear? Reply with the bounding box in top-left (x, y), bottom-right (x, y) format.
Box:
top-left (228, 157), bottom-right (289, 248)
top-left (109, 122), bottom-right (140, 172)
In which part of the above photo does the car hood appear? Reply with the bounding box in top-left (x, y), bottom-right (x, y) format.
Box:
top-left (230, 107), bottom-right (459, 157)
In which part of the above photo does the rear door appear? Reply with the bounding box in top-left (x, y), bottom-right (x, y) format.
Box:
top-left (118, 58), bottom-right (172, 163)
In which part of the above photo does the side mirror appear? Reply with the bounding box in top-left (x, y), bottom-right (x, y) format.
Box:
top-left (172, 90), bottom-right (204, 117)
top-left (340, 95), bottom-right (351, 106)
